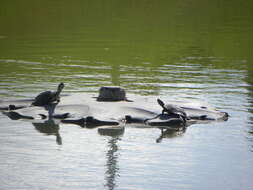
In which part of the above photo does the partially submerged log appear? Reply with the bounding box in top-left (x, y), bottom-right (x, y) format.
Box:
top-left (1, 86), bottom-right (229, 128)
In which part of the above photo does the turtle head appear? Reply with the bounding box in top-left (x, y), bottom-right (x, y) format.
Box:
top-left (157, 99), bottom-right (165, 108)
top-left (157, 99), bottom-right (168, 114)
top-left (57, 83), bottom-right (64, 92)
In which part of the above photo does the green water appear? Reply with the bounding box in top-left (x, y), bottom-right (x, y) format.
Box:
top-left (0, 0), bottom-right (252, 94)
top-left (0, 1), bottom-right (253, 190)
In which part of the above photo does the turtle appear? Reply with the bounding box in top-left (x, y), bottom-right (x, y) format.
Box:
top-left (157, 98), bottom-right (188, 122)
top-left (31, 83), bottom-right (64, 118)
top-left (32, 83), bottom-right (64, 106)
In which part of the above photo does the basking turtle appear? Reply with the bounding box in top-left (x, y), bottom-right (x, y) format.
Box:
top-left (157, 99), bottom-right (188, 122)
top-left (31, 83), bottom-right (64, 118)
top-left (32, 83), bottom-right (64, 106)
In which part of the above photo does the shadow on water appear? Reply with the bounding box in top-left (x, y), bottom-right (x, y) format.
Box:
top-left (32, 120), bottom-right (62, 145)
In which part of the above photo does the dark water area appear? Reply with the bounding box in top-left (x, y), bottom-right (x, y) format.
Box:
top-left (0, 1), bottom-right (253, 190)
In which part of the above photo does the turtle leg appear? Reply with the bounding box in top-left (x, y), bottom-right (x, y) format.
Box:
top-left (48, 106), bottom-right (53, 119)
top-left (178, 115), bottom-right (187, 128)
top-left (46, 103), bottom-right (57, 119)
top-left (144, 114), bottom-right (162, 123)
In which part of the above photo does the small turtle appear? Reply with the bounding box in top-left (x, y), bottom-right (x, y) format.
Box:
top-left (32, 83), bottom-right (64, 106)
top-left (157, 99), bottom-right (188, 122)
top-left (31, 83), bottom-right (64, 118)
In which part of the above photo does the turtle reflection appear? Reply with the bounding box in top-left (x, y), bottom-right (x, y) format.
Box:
top-left (32, 120), bottom-right (62, 145)
top-left (156, 127), bottom-right (186, 143)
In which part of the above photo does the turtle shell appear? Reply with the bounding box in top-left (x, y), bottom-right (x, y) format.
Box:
top-left (32, 91), bottom-right (57, 106)
top-left (163, 104), bottom-right (187, 117)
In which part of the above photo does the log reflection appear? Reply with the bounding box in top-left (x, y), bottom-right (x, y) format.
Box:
top-left (104, 137), bottom-right (120, 190)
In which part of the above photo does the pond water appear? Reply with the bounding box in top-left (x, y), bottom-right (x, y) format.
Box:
top-left (1, 1), bottom-right (253, 190)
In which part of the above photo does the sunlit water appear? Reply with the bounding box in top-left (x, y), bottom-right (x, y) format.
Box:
top-left (1, 1), bottom-right (253, 190)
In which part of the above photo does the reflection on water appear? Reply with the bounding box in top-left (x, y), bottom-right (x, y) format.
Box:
top-left (105, 137), bottom-right (120, 190)
top-left (156, 128), bottom-right (186, 143)
top-left (32, 120), bottom-right (62, 145)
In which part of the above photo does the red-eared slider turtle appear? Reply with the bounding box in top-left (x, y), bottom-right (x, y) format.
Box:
top-left (157, 99), bottom-right (188, 122)
top-left (31, 83), bottom-right (64, 118)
